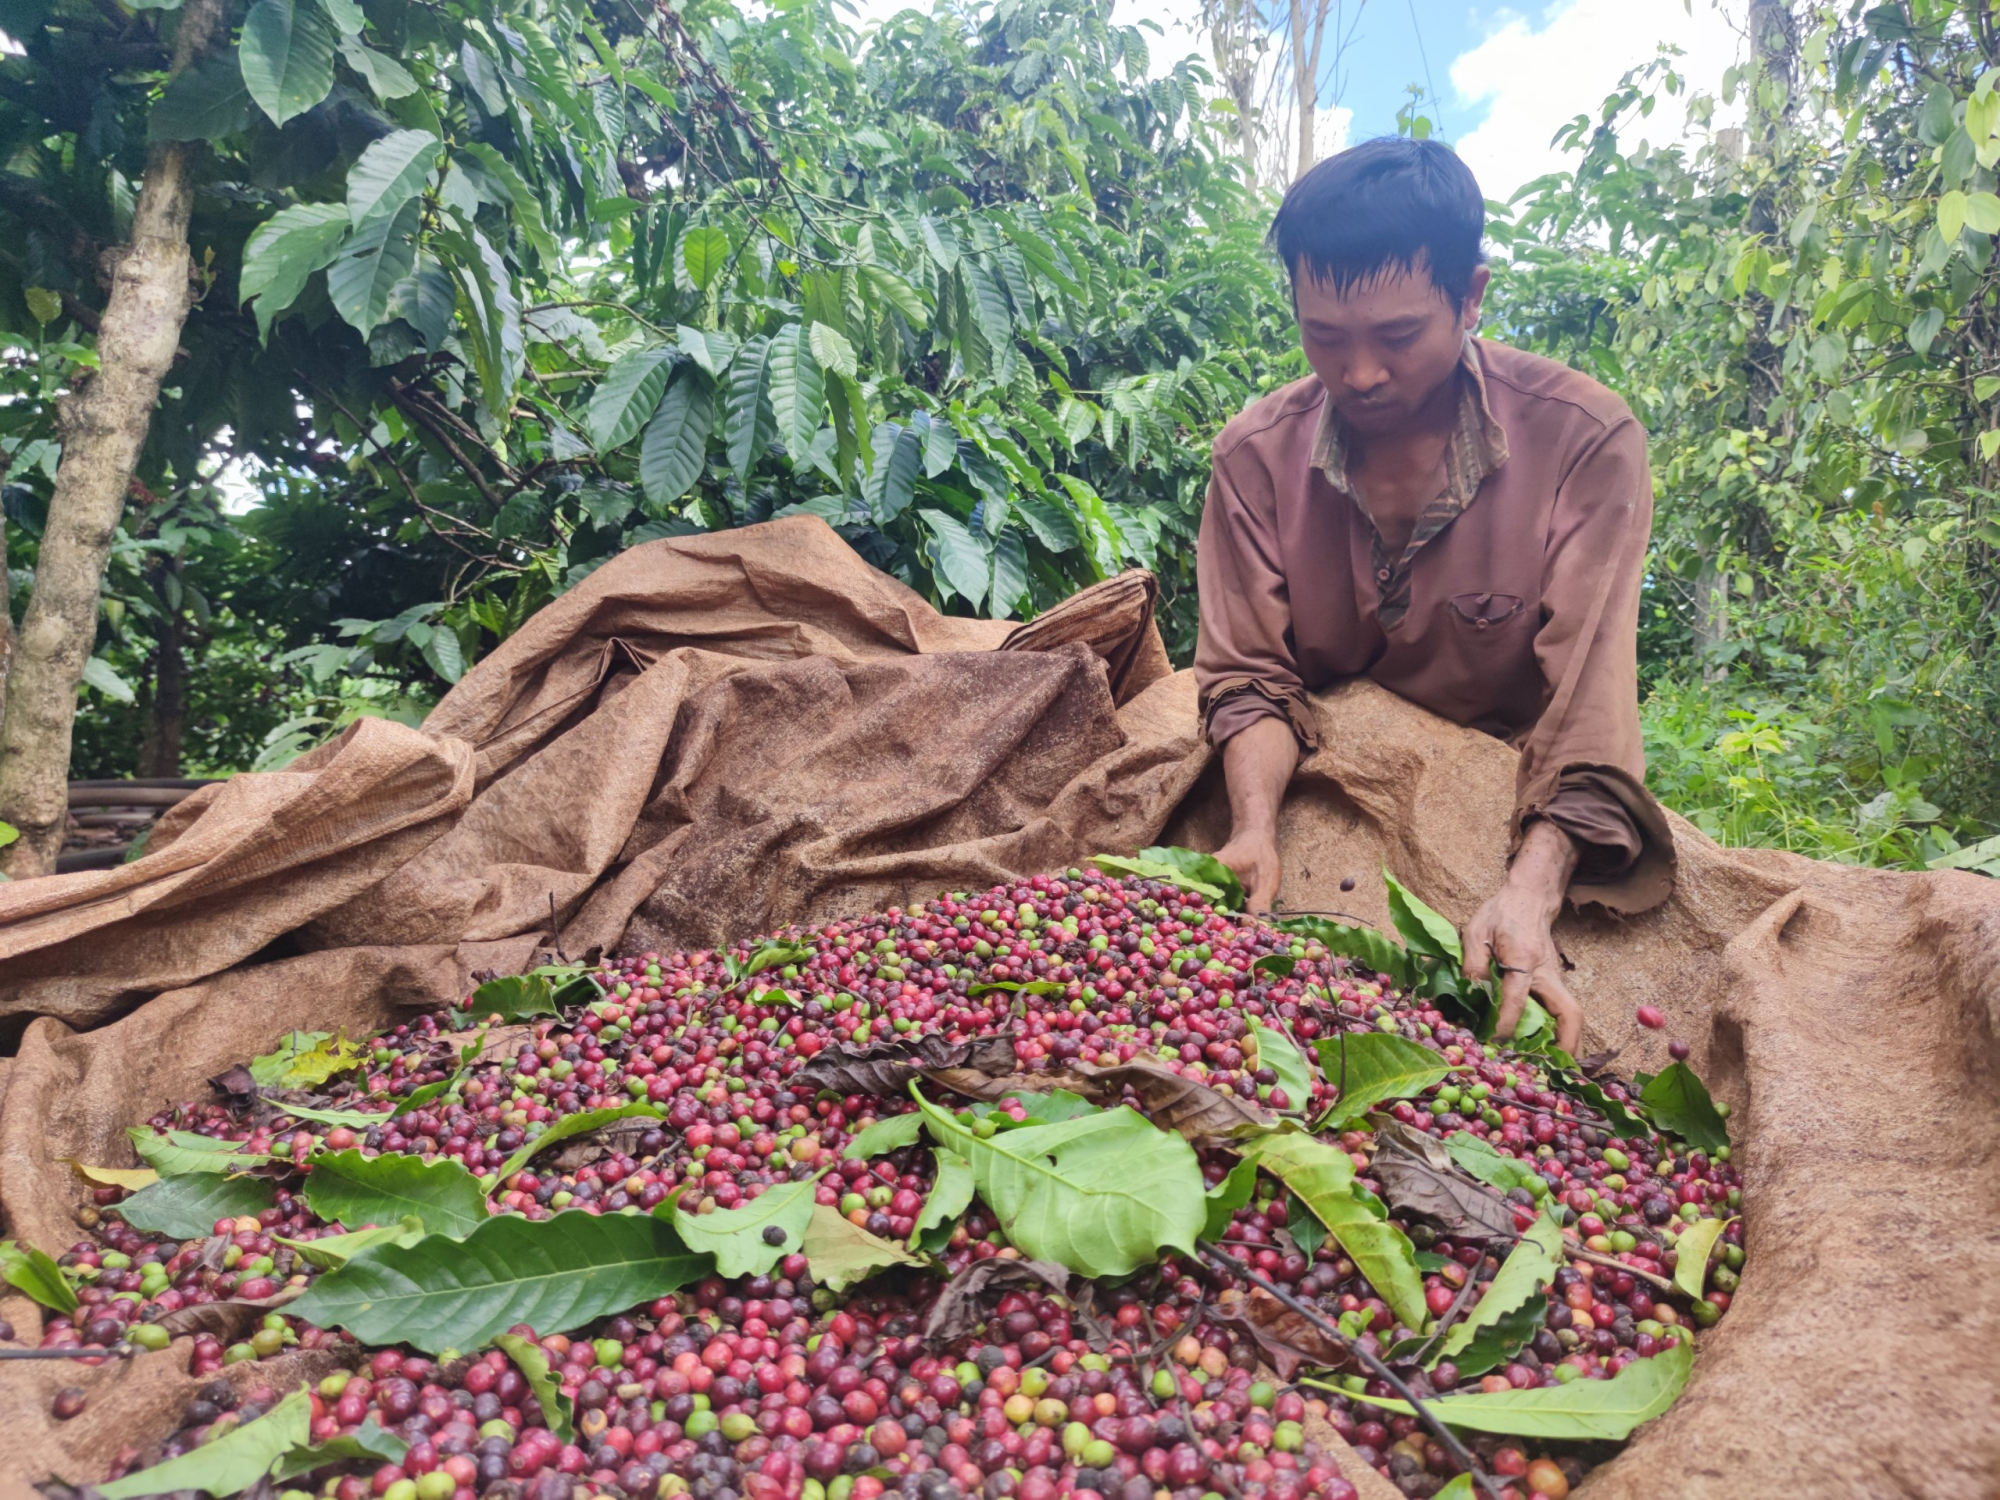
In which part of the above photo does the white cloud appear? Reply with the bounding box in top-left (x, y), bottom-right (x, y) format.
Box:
top-left (1449, 0), bottom-right (1745, 204)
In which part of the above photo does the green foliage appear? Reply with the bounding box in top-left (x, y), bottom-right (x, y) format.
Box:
top-left (487, 1103), bottom-right (663, 1188)
top-left (493, 1332), bottom-right (576, 1443)
top-left (672, 1177), bottom-right (821, 1277)
top-left (1348, 1337), bottom-right (1693, 1441)
top-left (1635, 1062), bottom-right (1730, 1153)
top-left (288, 1209), bottom-right (709, 1352)
top-left (303, 1148), bottom-right (490, 1239)
top-left (1240, 1131), bottom-right (1427, 1333)
top-left (914, 1093), bottom-right (1205, 1278)
top-left (128, 1127), bottom-right (271, 1176)
top-left (119, 1174), bottom-right (277, 1240)
top-left (1311, 1032), bottom-right (1452, 1131)
top-left (1436, 1215), bottom-right (1562, 1377)
top-left (0, 1239), bottom-right (76, 1314)
top-left (1490, 6), bottom-right (2000, 863)
top-left (96, 1389), bottom-right (312, 1500)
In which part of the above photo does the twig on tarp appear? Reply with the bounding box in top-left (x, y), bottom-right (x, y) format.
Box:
top-left (0, 1343), bottom-right (134, 1360)
top-left (1196, 1241), bottom-right (1504, 1500)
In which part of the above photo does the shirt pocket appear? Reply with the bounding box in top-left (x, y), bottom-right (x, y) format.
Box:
top-left (1446, 592), bottom-right (1528, 638)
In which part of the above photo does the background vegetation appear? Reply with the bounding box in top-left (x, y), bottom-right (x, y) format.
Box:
top-left (3, 0), bottom-right (1997, 879)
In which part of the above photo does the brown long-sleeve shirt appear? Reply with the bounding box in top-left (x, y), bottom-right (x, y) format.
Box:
top-left (1194, 337), bottom-right (1674, 913)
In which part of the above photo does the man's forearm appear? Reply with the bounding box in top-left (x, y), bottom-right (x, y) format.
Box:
top-left (1223, 715), bottom-right (1300, 840)
top-left (1508, 817), bottom-right (1581, 914)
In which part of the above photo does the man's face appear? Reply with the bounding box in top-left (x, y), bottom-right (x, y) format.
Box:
top-left (1293, 260), bottom-right (1489, 437)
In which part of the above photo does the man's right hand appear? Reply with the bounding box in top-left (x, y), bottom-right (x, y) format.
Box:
top-left (1217, 828), bottom-right (1282, 913)
top-left (1216, 714), bottom-right (1300, 915)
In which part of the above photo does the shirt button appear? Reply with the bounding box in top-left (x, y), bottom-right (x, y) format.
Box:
top-left (1475, 618), bottom-right (1490, 631)
top-left (1376, 568), bottom-right (1391, 582)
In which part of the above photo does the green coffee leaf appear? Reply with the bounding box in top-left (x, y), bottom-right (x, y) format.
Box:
top-left (1349, 1337), bottom-right (1692, 1440)
top-left (264, 1098), bottom-right (387, 1130)
top-left (1637, 1063), bottom-right (1730, 1153)
top-left (1672, 1215), bottom-right (1730, 1298)
top-left (802, 1204), bottom-right (925, 1292)
top-left (1441, 1133), bottom-right (1539, 1194)
top-left (673, 1177), bottom-right (821, 1277)
top-left (1201, 1157), bottom-right (1258, 1242)
top-left (1247, 1017), bottom-right (1315, 1112)
top-left (914, 1094), bottom-right (1204, 1278)
top-left (304, 1148), bottom-right (489, 1239)
top-left (681, 226), bottom-right (730, 290)
top-left (843, 1111), bottom-right (926, 1160)
top-left (1272, 915), bottom-right (1414, 987)
top-left (346, 128), bottom-right (439, 227)
top-left (290, 1210), bottom-right (708, 1352)
top-left (98, 1389), bottom-right (311, 1498)
top-left (1438, 1215), bottom-right (1562, 1376)
top-left (1286, 1192), bottom-right (1328, 1258)
top-left (1312, 1032), bottom-right (1450, 1130)
top-left (120, 1173), bottom-right (277, 1240)
top-left (240, 0), bottom-right (337, 126)
top-left (469, 974), bottom-right (560, 1022)
top-left (495, 1332), bottom-right (575, 1442)
top-left (128, 1128), bottom-right (272, 1177)
top-left (911, 1148), bottom-right (975, 1250)
top-left (640, 365), bottom-right (716, 508)
top-left (269, 1418), bottom-right (408, 1481)
top-left (768, 322), bottom-right (825, 456)
top-left (588, 346), bottom-right (677, 452)
top-left (1242, 1132), bottom-right (1427, 1333)
top-left (150, 52), bottom-right (254, 141)
top-left (1089, 847), bottom-right (1244, 910)
top-left (1383, 871), bottom-right (1461, 963)
top-left (276, 1218), bottom-right (426, 1268)
top-left (0, 1240), bottom-right (76, 1314)
top-left (488, 1103), bottom-right (663, 1188)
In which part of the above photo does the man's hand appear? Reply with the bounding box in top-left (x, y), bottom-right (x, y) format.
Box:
top-left (1216, 827), bottom-right (1282, 913)
top-left (1464, 819), bottom-right (1583, 1056)
top-left (1215, 715), bottom-right (1299, 914)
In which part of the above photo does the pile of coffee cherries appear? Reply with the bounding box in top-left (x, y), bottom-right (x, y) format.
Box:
top-left (63, 870), bottom-right (1738, 1500)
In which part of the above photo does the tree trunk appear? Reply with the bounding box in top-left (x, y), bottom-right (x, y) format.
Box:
top-left (0, 0), bottom-right (222, 877)
top-left (0, 510), bottom-right (11, 748)
top-left (1288, 0), bottom-right (1333, 182)
top-left (1290, 0), bottom-right (1314, 182)
top-left (137, 610), bottom-right (184, 778)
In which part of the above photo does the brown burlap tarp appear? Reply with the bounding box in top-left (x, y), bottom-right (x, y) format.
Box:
top-left (0, 516), bottom-right (1994, 1498)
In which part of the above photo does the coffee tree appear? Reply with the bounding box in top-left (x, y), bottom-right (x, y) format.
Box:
top-left (0, 0), bottom-right (1294, 873)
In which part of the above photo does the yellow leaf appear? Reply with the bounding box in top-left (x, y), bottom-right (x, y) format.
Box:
top-left (65, 1160), bottom-right (159, 1191)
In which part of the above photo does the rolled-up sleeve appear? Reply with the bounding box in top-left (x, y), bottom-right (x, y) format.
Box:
top-left (1193, 455), bottom-right (1321, 752)
top-left (1516, 415), bottom-right (1674, 913)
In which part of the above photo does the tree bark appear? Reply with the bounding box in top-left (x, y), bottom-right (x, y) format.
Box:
top-left (137, 598), bottom-right (185, 778)
top-left (1288, 0), bottom-right (1334, 182)
top-left (0, 0), bottom-right (222, 877)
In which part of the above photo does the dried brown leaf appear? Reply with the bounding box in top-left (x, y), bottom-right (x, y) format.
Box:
top-left (799, 1034), bottom-right (1017, 1096)
top-left (922, 1258), bottom-right (1070, 1346)
top-left (1369, 1122), bottom-right (1518, 1240)
top-left (549, 1117), bottom-right (663, 1172)
top-left (155, 1288), bottom-right (303, 1342)
top-left (1214, 1285), bottom-right (1357, 1381)
top-left (208, 1065), bottom-right (257, 1100)
top-left (1064, 1056), bottom-right (1279, 1146)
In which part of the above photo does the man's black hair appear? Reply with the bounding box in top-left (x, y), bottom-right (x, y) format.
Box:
top-left (1269, 137), bottom-right (1486, 305)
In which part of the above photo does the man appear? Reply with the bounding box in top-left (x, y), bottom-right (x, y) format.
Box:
top-left (1196, 138), bottom-right (1673, 1056)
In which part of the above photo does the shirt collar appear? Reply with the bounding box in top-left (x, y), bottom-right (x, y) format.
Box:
top-left (1310, 333), bottom-right (1510, 501)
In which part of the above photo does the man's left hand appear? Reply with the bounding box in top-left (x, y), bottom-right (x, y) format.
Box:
top-left (1463, 820), bottom-right (1583, 1056)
